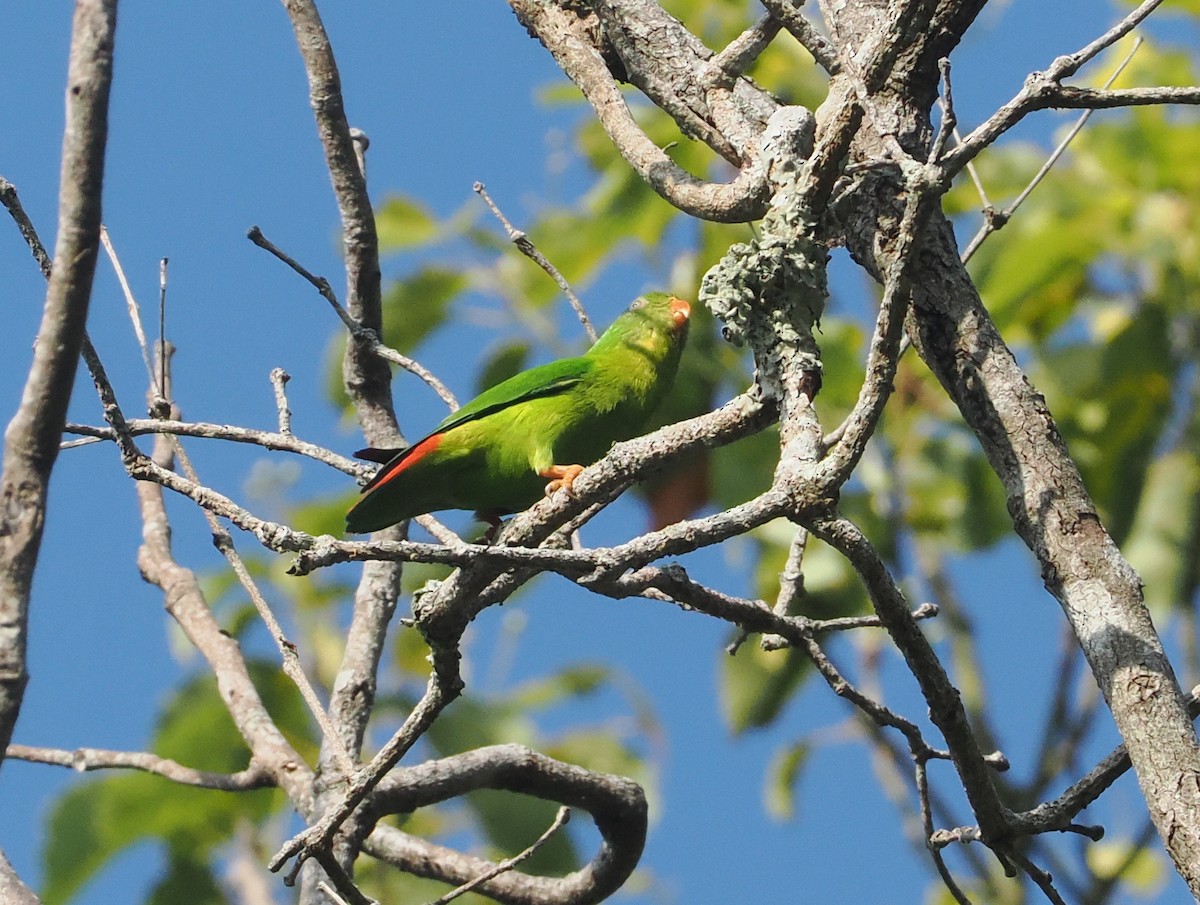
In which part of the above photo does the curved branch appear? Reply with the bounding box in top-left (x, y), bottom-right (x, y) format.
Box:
top-left (362, 745), bottom-right (646, 905)
top-left (588, 0), bottom-right (777, 159)
top-left (507, 0), bottom-right (773, 222)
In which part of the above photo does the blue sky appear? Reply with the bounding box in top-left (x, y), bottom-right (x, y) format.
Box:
top-left (0, 2), bottom-right (1192, 903)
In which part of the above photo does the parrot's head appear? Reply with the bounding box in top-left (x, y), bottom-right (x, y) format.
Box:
top-left (590, 292), bottom-right (691, 368)
top-left (628, 291), bottom-right (690, 333)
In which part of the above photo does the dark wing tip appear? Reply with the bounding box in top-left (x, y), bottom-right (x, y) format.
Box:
top-left (354, 446), bottom-right (406, 464)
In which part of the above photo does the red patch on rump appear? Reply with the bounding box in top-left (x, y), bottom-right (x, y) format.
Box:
top-left (370, 432), bottom-right (444, 490)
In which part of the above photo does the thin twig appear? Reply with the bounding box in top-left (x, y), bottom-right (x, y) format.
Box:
top-left (811, 516), bottom-right (1012, 845)
top-left (248, 225), bottom-right (459, 410)
top-left (473, 182), bottom-right (596, 343)
top-left (175, 439), bottom-right (357, 779)
top-left (98, 312), bottom-right (355, 780)
top-left (0, 178), bottom-right (54, 278)
top-left (6, 743), bottom-right (274, 790)
top-left (1008, 849), bottom-right (1069, 905)
top-left (271, 676), bottom-right (454, 880)
top-left (313, 852), bottom-right (378, 905)
top-left (954, 127), bottom-right (991, 209)
top-left (920, 755), bottom-right (975, 905)
top-left (425, 807), bottom-right (571, 905)
top-left (947, 2), bottom-right (1178, 173)
top-left (64, 418), bottom-right (366, 474)
top-left (100, 226), bottom-right (168, 408)
top-left (820, 168), bottom-right (934, 483)
top-left (960, 38), bottom-right (1143, 264)
top-left (221, 528), bottom-right (357, 775)
top-left (318, 881), bottom-right (351, 905)
top-left (1047, 0), bottom-right (1161, 80)
top-left (929, 58), bottom-right (956, 164)
top-left (271, 368), bottom-right (294, 435)
top-left (758, 524), bottom-right (808, 651)
top-left (349, 127), bottom-right (369, 182)
top-left (158, 257), bottom-right (168, 414)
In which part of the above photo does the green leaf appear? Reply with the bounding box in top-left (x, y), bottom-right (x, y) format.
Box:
top-left (896, 431), bottom-right (1010, 552)
top-left (290, 491), bottom-right (360, 538)
top-left (380, 267), bottom-right (469, 354)
top-left (475, 340), bottom-right (531, 394)
top-left (146, 851), bottom-right (223, 905)
top-left (1123, 449), bottom-right (1200, 615)
top-left (43, 775), bottom-right (276, 905)
top-left (710, 427), bottom-right (780, 511)
top-left (376, 195), bottom-right (440, 250)
top-left (546, 730), bottom-right (655, 795)
top-left (1086, 840), bottom-right (1166, 893)
top-left (507, 664), bottom-right (610, 711)
top-left (719, 639), bottom-right (809, 735)
top-left (764, 741), bottom-right (809, 821)
top-left (1035, 303), bottom-right (1176, 542)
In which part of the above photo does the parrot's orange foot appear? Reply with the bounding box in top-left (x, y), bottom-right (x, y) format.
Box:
top-left (540, 464), bottom-right (585, 498)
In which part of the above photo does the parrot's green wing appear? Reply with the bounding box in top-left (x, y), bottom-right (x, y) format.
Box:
top-left (356, 355), bottom-right (593, 497)
top-left (434, 356), bottom-right (593, 433)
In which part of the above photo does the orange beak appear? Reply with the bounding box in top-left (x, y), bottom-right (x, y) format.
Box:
top-left (669, 296), bottom-right (691, 329)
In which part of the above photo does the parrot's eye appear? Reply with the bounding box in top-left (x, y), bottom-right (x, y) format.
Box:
top-left (631, 298), bottom-right (646, 310)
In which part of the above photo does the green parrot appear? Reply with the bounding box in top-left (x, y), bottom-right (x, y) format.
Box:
top-left (345, 292), bottom-right (692, 534)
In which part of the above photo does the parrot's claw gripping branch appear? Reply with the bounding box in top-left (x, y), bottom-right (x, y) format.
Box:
top-left (540, 464), bottom-right (585, 498)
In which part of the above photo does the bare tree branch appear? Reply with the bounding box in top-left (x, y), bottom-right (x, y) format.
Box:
top-left (959, 38), bottom-right (1143, 264)
top-left (0, 0), bottom-right (116, 772)
top-left (134, 394), bottom-right (317, 813)
top-left (507, 0), bottom-right (778, 222)
top-left (6, 743), bottom-right (275, 790)
top-left (474, 182), bottom-right (596, 344)
top-left (424, 807), bottom-right (571, 905)
top-left (759, 0), bottom-right (840, 75)
top-left (64, 418), bottom-right (367, 475)
top-left (248, 225), bottom-right (459, 411)
top-left (948, 2), bottom-right (1186, 174)
top-left (277, 9), bottom-right (411, 901)
top-left (1049, 0), bottom-right (1163, 80)
top-left (810, 516), bottom-right (1013, 847)
top-left (818, 0), bottom-right (1200, 887)
top-left (0, 850), bottom-right (40, 905)
top-left (279, 0), bottom-right (396, 445)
